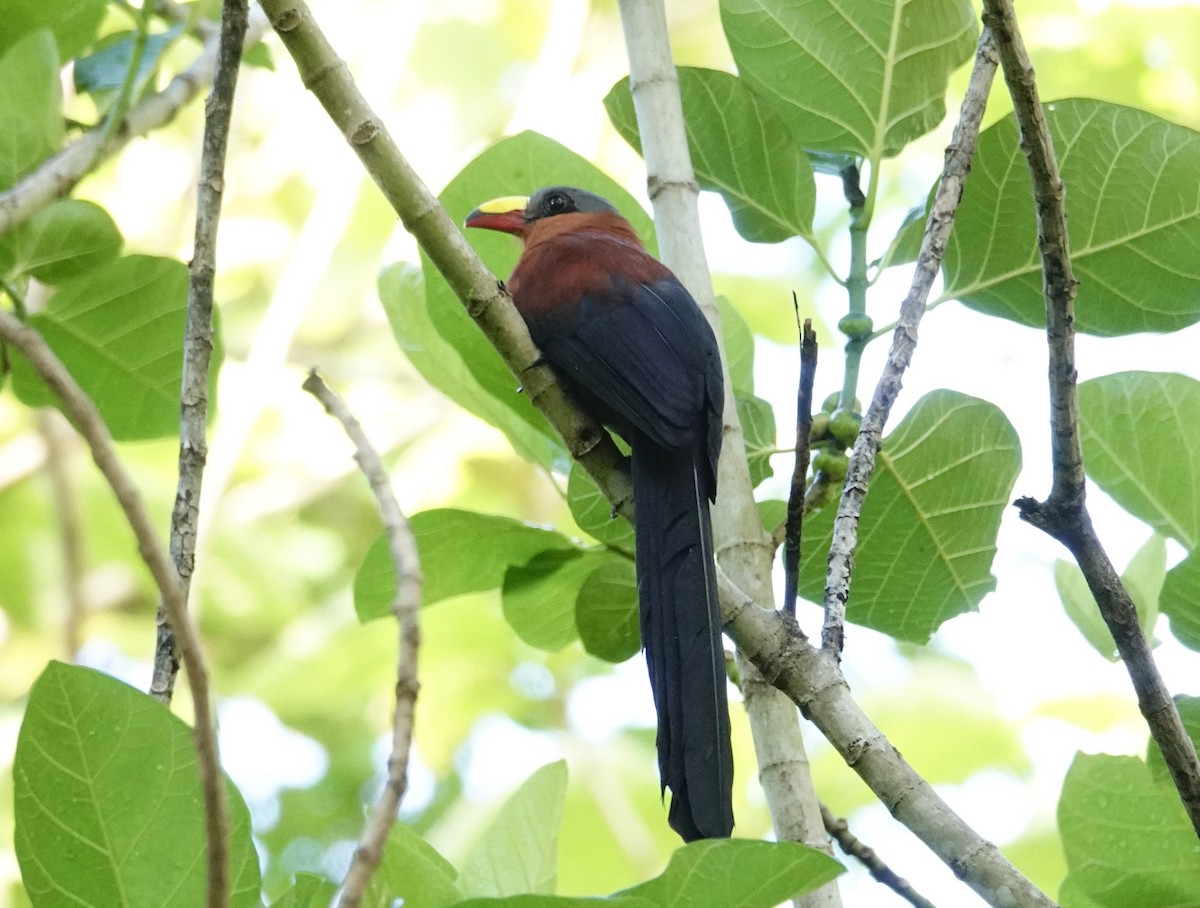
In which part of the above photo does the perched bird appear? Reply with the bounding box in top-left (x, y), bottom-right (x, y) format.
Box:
top-left (465, 186), bottom-right (733, 840)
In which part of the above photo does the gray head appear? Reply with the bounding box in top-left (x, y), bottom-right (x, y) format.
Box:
top-left (525, 186), bottom-right (619, 221)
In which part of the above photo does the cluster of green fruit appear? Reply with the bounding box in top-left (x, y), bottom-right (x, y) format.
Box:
top-left (809, 392), bottom-right (861, 481)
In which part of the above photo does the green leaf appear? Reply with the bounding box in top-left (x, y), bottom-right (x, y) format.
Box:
top-left (454, 898), bottom-right (654, 908)
top-left (8, 255), bottom-right (210, 440)
top-left (942, 100), bottom-right (1200, 335)
top-left (737, 394), bottom-right (777, 487)
top-left (757, 498), bottom-right (787, 534)
top-left (13, 662), bottom-right (261, 907)
top-left (1056, 535), bottom-right (1164, 661)
top-left (798, 391), bottom-right (1021, 642)
top-left (380, 262), bottom-right (564, 469)
top-left (354, 509), bottom-right (578, 622)
top-left (457, 761), bottom-right (568, 899)
top-left (0, 31), bottom-right (62, 190)
top-left (719, 0), bottom-right (977, 158)
top-left (605, 68), bottom-right (816, 243)
top-left (1145, 696), bottom-right (1200, 789)
top-left (73, 27), bottom-right (184, 95)
top-left (718, 296), bottom-right (755, 397)
top-left (621, 839), bottom-right (843, 908)
top-left (2, 199), bottom-right (123, 283)
top-left (1161, 550), bottom-right (1200, 651)
top-left (0, 0), bottom-right (106, 61)
top-left (269, 873), bottom-right (337, 908)
top-left (502, 549), bottom-right (614, 651)
top-left (365, 822), bottom-right (461, 908)
top-left (566, 461), bottom-right (634, 549)
top-left (1058, 753), bottom-right (1200, 907)
top-left (575, 557), bottom-right (640, 663)
top-left (426, 131), bottom-right (656, 469)
top-left (1079, 372), bottom-right (1200, 548)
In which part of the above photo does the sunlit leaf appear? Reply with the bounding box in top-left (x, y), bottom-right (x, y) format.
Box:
top-left (455, 898), bottom-right (654, 908)
top-left (1161, 551), bottom-right (1200, 652)
top-left (9, 255), bottom-right (215, 440)
top-left (0, 0), bottom-right (106, 61)
top-left (354, 508), bottom-right (578, 622)
top-left (425, 131), bottom-right (656, 470)
top-left (720, 0), bottom-right (977, 158)
top-left (3, 199), bottom-right (122, 283)
top-left (14, 662), bottom-right (261, 907)
top-left (0, 31), bottom-right (62, 190)
top-left (737, 394), bottom-right (777, 487)
top-left (458, 761), bottom-right (568, 898)
top-left (365, 822), bottom-right (461, 908)
top-left (1079, 372), bottom-right (1200, 548)
top-left (502, 549), bottom-right (614, 651)
top-left (567, 461), bottom-right (634, 549)
top-left (1058, 753), bottom-right (1200, 907)
top-left (620, 838), bottom-right (843, 907)
top-left (605, 68), bottom-right (816, 243)
top-left (380, 263), bottom-right (564, 469)
top-left (942, 100), bottom-right (1200, 335)
top-left (269, 873), bottom-right (337, 908)
top-left (1145, 697), bottom-right (1200, 789)
top-left (798, 391), bottom-right (1021, 642)
top-left (575, 557), bottom-right (639, 663)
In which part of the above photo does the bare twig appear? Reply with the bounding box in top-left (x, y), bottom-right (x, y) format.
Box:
top-left (820, 29), bottom-right (999, 657)
top-left (259, 5), bottom-right (1055, 904)
top-left (821, 805), bottom-right (936, 908)
top-left (302, 371), bottom-right (422, 908)
top-left (784, 312), bottom-right (817, 618)
top-left (0, 310), bottom-right (227, 906)
top-left (0, 7), bottom-right (268, 238)
top-left (980, 0), bottom-right (1200, 837)
top-left (154, 0), bottom-right (248, 715)
top-left (37, 412), bottom-right (87, 658)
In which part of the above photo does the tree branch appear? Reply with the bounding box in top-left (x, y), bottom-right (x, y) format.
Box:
top-left (820, 29), bottom-right (999, 657)
top-left (258, 5), bottom-right (1056, 905)
top-left (302, 371), bottom-right (422, 908)
top-left (820, 805), bottom-right (936, 908)
top-left (0, 6), bottom-right (269, 238)
top-left (0, 310), bottom-right (228, 908)
top-left (981, 0), bottom-right (1200, 837)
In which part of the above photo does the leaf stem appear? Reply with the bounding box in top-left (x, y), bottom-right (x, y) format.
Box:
top-left (96, 3), bottom-right (152, 151)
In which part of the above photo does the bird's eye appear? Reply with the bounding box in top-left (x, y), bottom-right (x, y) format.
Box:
top-left (546, 192), bottom-right (571, 214)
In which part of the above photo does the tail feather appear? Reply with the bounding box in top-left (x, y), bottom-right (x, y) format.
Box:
top-left (633, 436), bottom-right (733, 841)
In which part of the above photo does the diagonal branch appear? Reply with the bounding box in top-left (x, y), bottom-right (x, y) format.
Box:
top-left (821, 29), bottom-right (999, 657)
top-left (981, 0), bottom-right (1200, 838)
top-left (258, 5), bottom-right (1055, 905)
top-left (302, 371), bottom-right (422, 908)
top-left (0, 6), bottom-right (269, 238)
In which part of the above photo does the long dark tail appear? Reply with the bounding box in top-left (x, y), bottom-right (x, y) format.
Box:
top-left (632, 436), bottom-right (734, 841)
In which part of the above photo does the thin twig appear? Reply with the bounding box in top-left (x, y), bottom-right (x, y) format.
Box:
top-left (820, 29), bottom-right (999, 657)
top-left (302, 371), bottom-right (422, 908)
top-left (783, 311), bottom-right (817, 618)
top-left (0, 310), bottom-right (228, 906)
top-left (981, 0), bottom-right (1200, 836)
top-left (821, 805), bottom-right (936, 908)
top-left (154, 0), bottom-right (248, 716)
top-left (37, 412), bottom-right (87, 659)
top-left (0, 6), bottom-right (268, 238)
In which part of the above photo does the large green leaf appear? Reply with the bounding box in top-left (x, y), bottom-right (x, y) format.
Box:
top-left (621, 839), bottom-right (843, 908)
top-left (0, 0), bottom-right (106, 60)
top-left (9, 255), bottom-right (207, 440)
top-left (365, 822), bottom-right (461, 908)
top-left (941, 100), bottom-right (1200, 335)
top-left (737, 394), bottom-right (777, 487)
top-left (457, 761), bottom-right (568, 899)
top-left (1161, 551), bottom-right (1200, 652)
top-left (719, 0), bottom-right (976, 158)
top-left (1, 198), bottom-right (123, 283)
top-left (454, 899), bottom-right (654, 908)
top-left (566, 461), bottom-right (634, 549)
top-left (1145, 696), bottom-right (1200, 789)
top-left (0, 31), bottom-right (62, 190)
top-left (1058, 753), bottom-right (1200, 907)
top-left (353, 509), bottom-right (578, 622)
top-left (424, 131), bottom-right (655, 469)
top-left (380, 263), bottom-right (564, 469)
top-left (798, 390), bottom-right (1021, 642)
top-left (605, 68), bottom-right (816, 243)
top-left (575, 557), bottom-right (639, 663)
top-left (501, 549), bottom-right (616, 651)
top-left (14, 662), bottom-right (261, 907)
top-left (1079, 372), bottom-right (1200, 548)
top-left (269, 873), bottom-right (338, 908)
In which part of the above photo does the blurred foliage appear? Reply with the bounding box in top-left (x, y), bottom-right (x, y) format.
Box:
top-left (1, 0), bottom-right (1200, 906)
